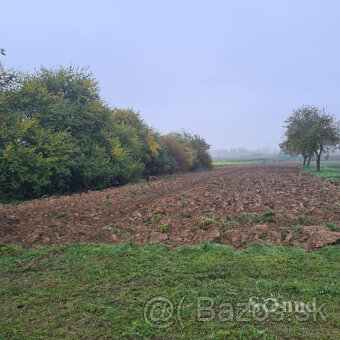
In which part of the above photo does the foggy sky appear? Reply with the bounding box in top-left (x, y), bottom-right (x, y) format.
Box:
top-left (2, 0), bottom-right (340, 150)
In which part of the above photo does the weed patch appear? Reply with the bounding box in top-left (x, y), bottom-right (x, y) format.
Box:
top-left (321, 222), bottom-right (340, 232)
top-left (242, 213), bottom-right (259, 223)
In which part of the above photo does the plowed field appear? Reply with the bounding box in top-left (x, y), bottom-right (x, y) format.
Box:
top-left (1, 163), bottom-right (340, 251)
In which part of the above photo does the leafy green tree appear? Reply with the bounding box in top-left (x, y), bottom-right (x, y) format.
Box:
top-left (0, 117), bottom-right (75, 199)
top-left (280, 107), bottom-right (315, 166)
top-left (280, 106), bottom-right (340, 171)
top-left (160, 134), bottom-right (189, 172)
top-left (0, 50), bottom-right (21, 95)
top-left (180, 131), bottom-right (213, 170)
top-left (112, 109), bottom-right (160, 163)
top-left (306, 109), bottom-right (340, 171)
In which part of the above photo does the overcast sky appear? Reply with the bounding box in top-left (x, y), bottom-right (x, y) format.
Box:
top-left (2, 0), bottom-right (340, 150)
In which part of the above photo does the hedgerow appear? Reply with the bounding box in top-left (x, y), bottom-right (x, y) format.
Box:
top-left (0, 65), bottom-right (212, 200)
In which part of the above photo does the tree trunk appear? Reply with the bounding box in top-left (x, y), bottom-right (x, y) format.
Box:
top-left (303, 156), bottom-right (307, 166)
top-left (316, 155), bottom-right (321, 172)
top-left (306, 153), bottom-right (312, 167)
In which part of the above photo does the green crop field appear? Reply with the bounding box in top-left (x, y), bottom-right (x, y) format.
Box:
top-left (1, 243), bottom-right (339, 339)
top-left (212, 159), bottom-right (267, 167)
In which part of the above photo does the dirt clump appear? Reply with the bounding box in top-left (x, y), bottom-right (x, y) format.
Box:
top-left (297, 226), bottom-right (340, 251)
top-left (149, 232), bottom-right (168, 244)
top-left (192, 228), bottom-right (221, 245)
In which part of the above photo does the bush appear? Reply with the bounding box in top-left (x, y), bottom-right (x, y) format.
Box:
top-left (160, 135), bottom-right (190, 172)
top-left (160, 132), bottom-right (212, 172)
top-left (0, 65), bottom-right (212, 200)
top-left (0, 117), bottom-right (74, 199)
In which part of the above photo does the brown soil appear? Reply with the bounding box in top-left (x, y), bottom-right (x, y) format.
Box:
top-left (1, 163), bottom-right (340, 251)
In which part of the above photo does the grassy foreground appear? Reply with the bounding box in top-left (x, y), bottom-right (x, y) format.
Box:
top-left (302, 161), bottom-right (340, 181)
top-left (0, 243), bottom-right (339, 339)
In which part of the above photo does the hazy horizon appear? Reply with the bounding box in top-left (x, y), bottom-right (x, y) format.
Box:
top-left (2, 0), bottom-right (340, 150)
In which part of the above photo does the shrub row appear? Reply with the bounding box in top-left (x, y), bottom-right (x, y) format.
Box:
top-left (0, 66), bottom-right (212, 200)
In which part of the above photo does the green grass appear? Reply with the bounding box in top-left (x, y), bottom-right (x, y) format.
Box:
top-left (321, 222), bottom-right (340, 232)
top-left (302, 161), bottom-right (340, 181)
top-left (226, 215), bottom-right (240, 226)
top-left (0, 243), bottom-right (339, 339)
top-left (156, 223), bottom-right (169, 233)
top-left (212, 158), bottom-right (267, 167)
top-left (242, 213), bottom-right (259, 223)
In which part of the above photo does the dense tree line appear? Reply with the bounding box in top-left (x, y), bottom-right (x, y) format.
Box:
top-left (280, 105), bottom-right (340, 171)
top-left (0, 65), bottom-right (212, 200)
